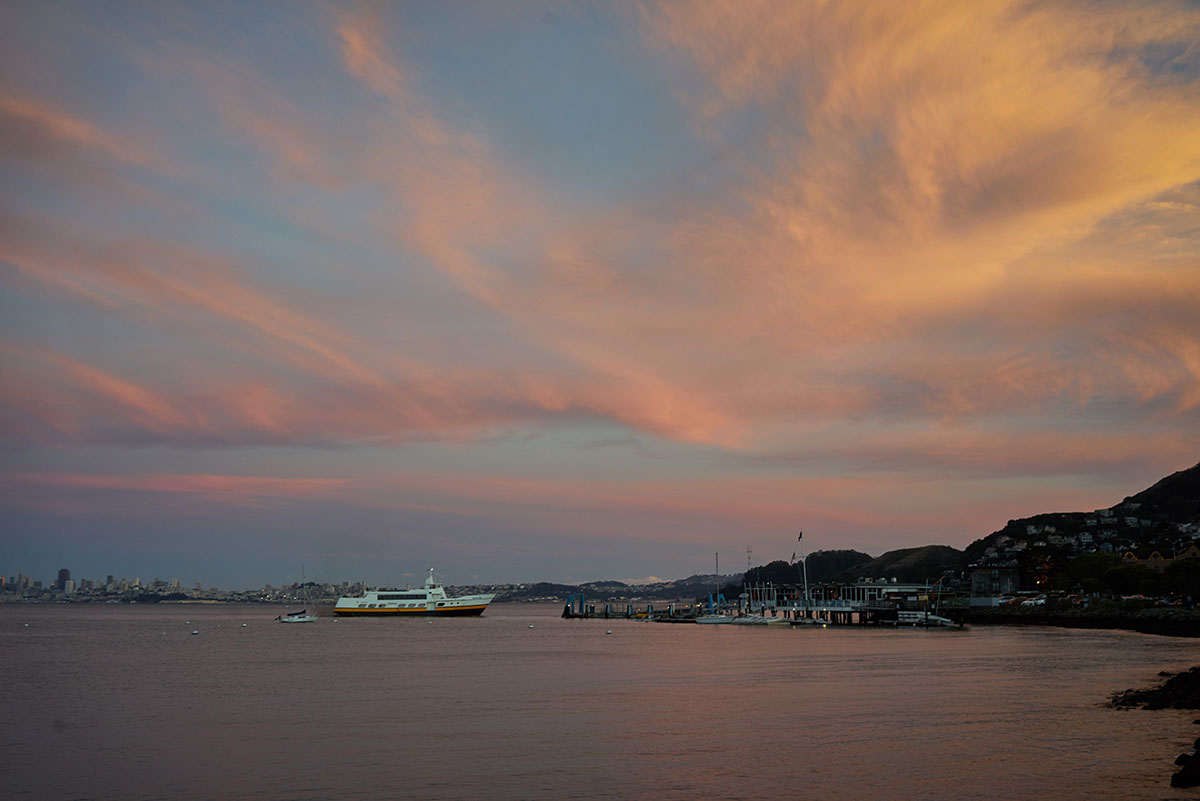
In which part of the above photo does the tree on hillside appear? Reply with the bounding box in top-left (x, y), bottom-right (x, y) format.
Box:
top-left (1066, 551), bottom-right (1120, 586)
top-left (804, 550), bottom-right (873, 581)
top-left (1164, 557), bottom-right (1200, 601)
top-left (743, 560), bottom-right (800, 586)
top-left (1103, 563), bottom-right (1161, 597)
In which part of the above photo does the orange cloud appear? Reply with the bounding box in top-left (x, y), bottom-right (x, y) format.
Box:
top-left (3, 2), bottom-right (1197, 466)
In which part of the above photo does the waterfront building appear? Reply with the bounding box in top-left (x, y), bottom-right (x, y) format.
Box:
top-left (968, 561), bottom-right (1021, 606)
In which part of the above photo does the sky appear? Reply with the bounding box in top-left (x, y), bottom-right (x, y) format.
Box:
top-left (2, 1), bottom-right (1199, 590)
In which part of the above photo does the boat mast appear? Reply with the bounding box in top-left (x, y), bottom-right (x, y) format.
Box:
top-left (714, 552), bottom-right (719, 614)
top-left (745, 545), bottom-right (752, 613)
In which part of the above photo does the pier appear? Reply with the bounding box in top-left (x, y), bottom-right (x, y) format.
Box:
top-left (561, 579), bottom-right (961, 627)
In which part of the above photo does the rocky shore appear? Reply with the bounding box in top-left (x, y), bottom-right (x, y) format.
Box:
top-left (960, 605), bottom-right (1200, 638)
top-left (1109, 667), bottom-right (1200, 788)
top-left (1111, 666), bottom-right (1200, 710)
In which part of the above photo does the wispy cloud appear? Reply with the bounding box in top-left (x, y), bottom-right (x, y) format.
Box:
top-left (2, 2), bottom-right (1198, 582)
top-left (0, 90), bottom-right (157, 168)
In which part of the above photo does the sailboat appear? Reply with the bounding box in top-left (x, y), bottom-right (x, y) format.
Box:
top-left (277, 567), bottom-right (319, 622)
top-left (277, 608), bottom-right (318, 623)
top-left (695, 552), bottom-right (732, 624)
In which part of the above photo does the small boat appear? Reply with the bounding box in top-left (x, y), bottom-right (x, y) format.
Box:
top-left (896, 610), bottom-right (957, 627)
top-left (278, 566), bottom-right (319, 622)
top-left (731, 614), bottom-right (768, 625)
top-left (333, 568), bottom-right (495, 617)
top-left (276, 609), bottom-right (317, 623)
top-left (695, 613), bottom-right (733, 624)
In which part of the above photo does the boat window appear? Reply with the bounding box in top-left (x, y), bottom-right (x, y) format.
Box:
top-left (378, 593), bottom-right (426, 600)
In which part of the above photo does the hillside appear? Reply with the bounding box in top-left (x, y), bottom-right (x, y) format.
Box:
top-left (832, 545), bottom-right (962, 583)
top-left (500, 573), bottom-right (741, 602)
top-left (1123, 461), bottom-right (1200, 522)
top-left (961, 461), bottom-right (1200, 569)
top-left (805, 549), bottom-right (874, 581)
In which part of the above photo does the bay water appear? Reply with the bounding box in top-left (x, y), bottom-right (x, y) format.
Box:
top-left (2, 602), bottom-right (1198, 800)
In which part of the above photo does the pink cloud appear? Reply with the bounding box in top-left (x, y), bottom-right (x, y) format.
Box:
top-left (0, 90), bottom-right (156, 168)
top-left (2, 2), bottom-right (1196, 473)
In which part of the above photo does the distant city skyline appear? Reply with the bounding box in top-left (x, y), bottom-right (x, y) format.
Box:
top-left (2, 2), bottom-right (1199, 588)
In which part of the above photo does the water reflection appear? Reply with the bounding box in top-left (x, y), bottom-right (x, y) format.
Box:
top-left (2, 603), bottom-right (1196, 800)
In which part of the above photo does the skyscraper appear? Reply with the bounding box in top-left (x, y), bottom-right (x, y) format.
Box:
top-left (56, 568), bottom-right (70, 591)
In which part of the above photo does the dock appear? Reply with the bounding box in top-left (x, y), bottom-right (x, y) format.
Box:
top-left (560, 583), bottom-right (962, 628)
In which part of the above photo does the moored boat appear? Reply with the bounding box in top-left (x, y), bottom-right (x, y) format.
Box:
top-left (276, 608), bottom-right (318, 623)
top-left (896, 610), bottom-right (957, 627)
top-left (333, 568), bottom-right (495, 617)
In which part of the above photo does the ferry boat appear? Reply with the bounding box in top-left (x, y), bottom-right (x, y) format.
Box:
top-left (333, 568), bottom-right (495, 617)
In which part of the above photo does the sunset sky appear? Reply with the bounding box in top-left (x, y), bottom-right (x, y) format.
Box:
top-left (2, 1), bottom-right (1199, 589)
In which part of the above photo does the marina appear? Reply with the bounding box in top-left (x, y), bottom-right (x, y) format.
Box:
top-left (560, 577), bottom-right (961, 628)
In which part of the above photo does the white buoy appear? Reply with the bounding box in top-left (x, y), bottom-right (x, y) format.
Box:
top-left (606, 630), bottom-right (612, 635)
top-left (241, 623), bottom-right (247, 627)
top-left (427, 620), bottom-right (433, 625)
top-left (529, 624), bottom-right (534, 629)
top-left (191, 630), bottom-right (199, 635)
top-left (24, 623), bottom-right (29, 627)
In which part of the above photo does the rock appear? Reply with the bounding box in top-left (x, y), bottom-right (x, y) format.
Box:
top-left (1160, 671), bottom-right (1175, 677)
top-left (1109, 666), bottom-right (1200, 710)
top-left (1176, 752), bottom-right (1192, 766)
top-left (1172, 759), bottom-right (1200, 788)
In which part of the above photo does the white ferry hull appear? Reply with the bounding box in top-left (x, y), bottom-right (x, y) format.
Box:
top-left (332, 568), bottom-right (494, 617)
top-left (332, 600), bottom-right (492, 617)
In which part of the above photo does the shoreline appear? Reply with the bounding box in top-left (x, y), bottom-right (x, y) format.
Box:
top-left (960, 606), bottom-right (1200, 638)
top-left (1108, 666), bottom-right (1200, 788)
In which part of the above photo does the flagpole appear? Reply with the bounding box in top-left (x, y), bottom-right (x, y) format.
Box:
top-left (798, 531), bottom-right (809, 613)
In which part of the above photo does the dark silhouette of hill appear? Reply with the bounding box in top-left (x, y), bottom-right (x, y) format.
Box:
top-left (805, 549), bottom-right (874, 581)
top-left (831, 545), bottom-right (962, 583)
top-left (502, 574), bottom-right (740, 602)
top-left (961, 460), bottom-right (1200, 567)
top-left (1122, 461), bottom-right (1200, 522)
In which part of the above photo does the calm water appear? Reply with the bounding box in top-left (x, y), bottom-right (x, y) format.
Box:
top-left (2, 603), bottom-right (1198, 801)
